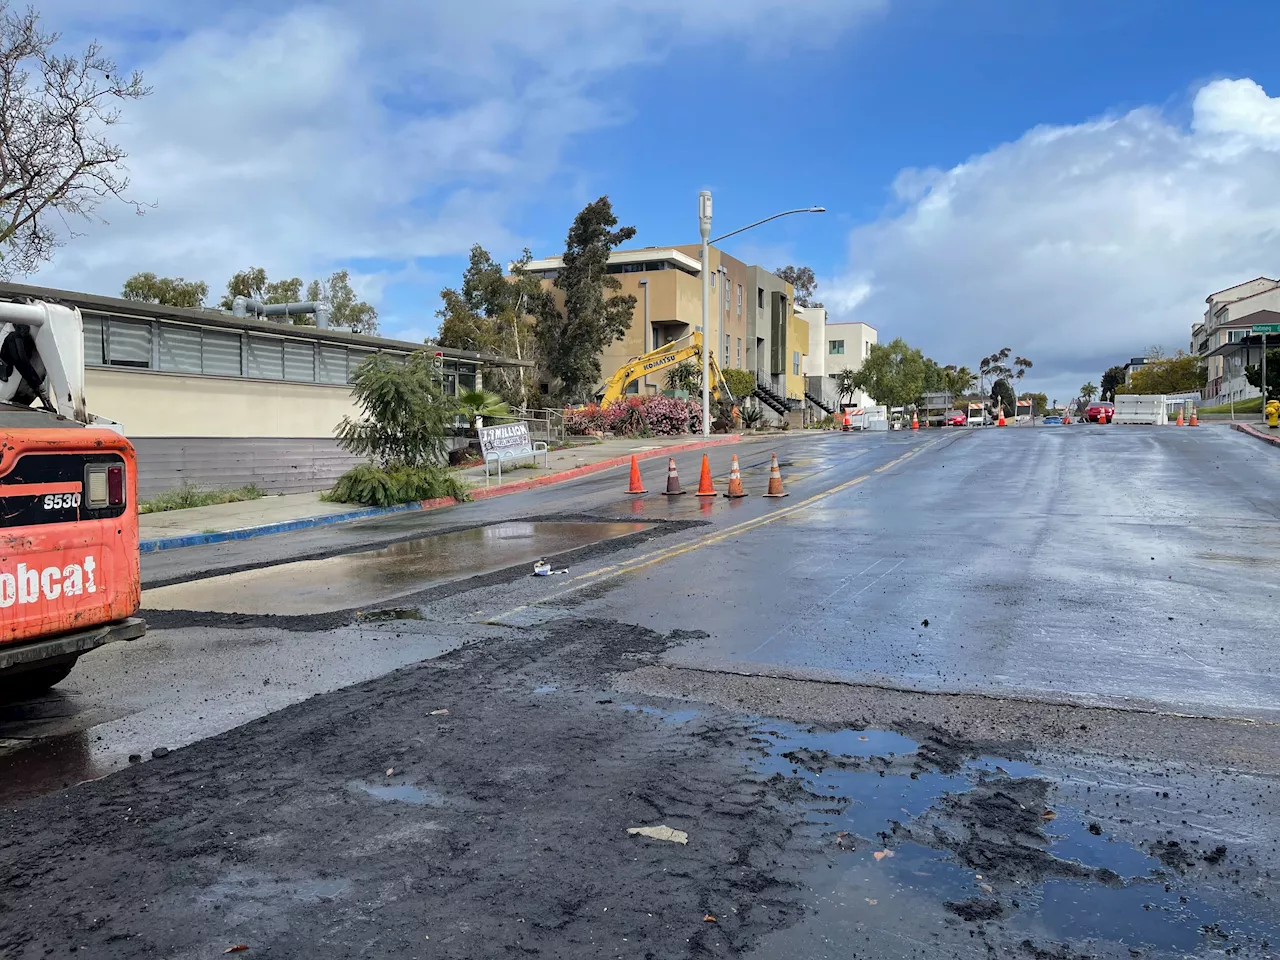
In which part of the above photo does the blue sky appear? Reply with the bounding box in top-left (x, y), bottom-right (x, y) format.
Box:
top-left (33, 0), bottom-right (1280, 402)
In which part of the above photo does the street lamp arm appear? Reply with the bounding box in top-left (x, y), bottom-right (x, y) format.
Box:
top-left (711, 207), bottom-right (825, 244)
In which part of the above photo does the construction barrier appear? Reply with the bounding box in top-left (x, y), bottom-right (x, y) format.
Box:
top-left (1111, 394), bottom-right (1168, 425)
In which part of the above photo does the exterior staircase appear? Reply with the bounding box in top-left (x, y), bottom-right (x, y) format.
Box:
top-left (752, 376), bottom-right (790, 416)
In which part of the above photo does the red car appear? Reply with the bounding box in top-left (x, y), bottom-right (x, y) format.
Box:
top-left (945, 411), bottom-right (967, 426)
top-left (1086, 401), bottom-right (1114, 423)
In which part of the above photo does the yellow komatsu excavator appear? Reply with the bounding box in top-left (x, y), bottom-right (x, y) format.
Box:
top-left (600, 332), bottom-right (735, 407)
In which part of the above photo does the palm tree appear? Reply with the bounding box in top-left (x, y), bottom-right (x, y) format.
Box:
top-left (458, 389), bottom-right (511, 425)
top-left (1081, 382), bottom-right (1098, 402)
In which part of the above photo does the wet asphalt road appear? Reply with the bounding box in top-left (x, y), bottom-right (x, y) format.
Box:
top-left (2, 423), bottom-right (1279, 958)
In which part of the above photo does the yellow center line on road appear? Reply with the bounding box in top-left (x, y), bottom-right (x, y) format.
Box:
top-left (481, 436), bottom-right (944, 624)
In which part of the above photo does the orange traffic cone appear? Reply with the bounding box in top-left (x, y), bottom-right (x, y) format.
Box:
top-left (660, 457), bottom-right (685, 496)
top-left (911, 411), bottom-right (919, 431)
top-left (1190, 409), bottom-right (1198, 427)
top-left (763, 453), bottom-right (788, 498)
top-left (626, 455), bottom-right (646, 494)
top-left (723, 454), bottom-right (747, 498)
top-left (842, 412), bottom-right (851, 432)
top-left (1176, 409), bottom-right (1184, 427)
top-left (695, 454), bottom-right (716, 497)
top-left (998, 407), bottom-right (1006, 427)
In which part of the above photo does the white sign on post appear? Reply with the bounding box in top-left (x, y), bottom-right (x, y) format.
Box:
top-left (480, 422), bottom-right (533, 461)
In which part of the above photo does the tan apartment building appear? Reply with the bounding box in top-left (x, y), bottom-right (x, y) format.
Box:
top-left (525, 246), bottom-right (810, 423)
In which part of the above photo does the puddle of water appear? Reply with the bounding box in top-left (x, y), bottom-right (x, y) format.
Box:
top-left (619, 703), bottom-right (700, 724)
top-left (143, 521), bottom-right (650, 615)
top-left (745, 721), bottom-right (1277, 958)
top-left (347, 779), bottom-right (446, 806)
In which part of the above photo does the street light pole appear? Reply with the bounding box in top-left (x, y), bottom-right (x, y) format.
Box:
top-left (699, 191), bottom-right (713, 437)
top-left (696, 196), bottom-right (824, 437)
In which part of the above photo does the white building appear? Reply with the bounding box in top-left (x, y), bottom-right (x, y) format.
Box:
top-left (823, 320), bottom-right (878, 408)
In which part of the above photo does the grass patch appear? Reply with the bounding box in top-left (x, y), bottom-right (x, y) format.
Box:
top-left (1198, 396), bottom-right (1263, 414)
top-left (139, 483), bottom-right (266, 515)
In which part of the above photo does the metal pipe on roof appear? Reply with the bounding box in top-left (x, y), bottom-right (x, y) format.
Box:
top-left (231, 295), bottom-right (331, 328)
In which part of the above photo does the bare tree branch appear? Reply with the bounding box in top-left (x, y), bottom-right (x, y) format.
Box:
top-left (0, 2), bottom-right (150, 278)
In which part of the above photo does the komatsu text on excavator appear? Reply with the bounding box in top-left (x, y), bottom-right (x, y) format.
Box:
top-left (0, 298), bottom-right (145, 699)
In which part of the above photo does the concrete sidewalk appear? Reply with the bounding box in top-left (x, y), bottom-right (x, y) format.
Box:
top-left (138, 432), bottom-right (748, 551)
top-left (1231, 421), bottom-right (1280, 447)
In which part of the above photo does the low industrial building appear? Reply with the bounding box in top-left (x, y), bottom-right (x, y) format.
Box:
top-left (0, 281), bottom-right (528, 497)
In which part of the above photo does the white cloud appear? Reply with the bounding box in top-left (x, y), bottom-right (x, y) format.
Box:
top-left (830, 77), bottom-right (1280, 400)
top-left (30, 0), bottom-right (881, 336)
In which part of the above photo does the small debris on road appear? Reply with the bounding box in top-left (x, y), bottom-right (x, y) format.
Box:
top-left (1088, 822), bottom-right (1103, 835)
top-left (921, 619), bottom-right (929, 627)
top-left (127, 754), bottom-right (141, 764)
top-left (386, 768), bottom-right (394, 776)
top-left (430, 708), bottom-right (449, 716)
top-left (1041, 809), bottom-right (1057, 821)
top-left (873, 849), bottom-right (894, 861)
top-left (151, 747), bottom-right (169, 759)
top-left (533, 559), bottom-right (552, 576)
top-left (703, 913), bottom-right (717, 923)
top-left (626, 824), bottom-right (688, 845)
top-left (223, 947), bottom-right (249, 955)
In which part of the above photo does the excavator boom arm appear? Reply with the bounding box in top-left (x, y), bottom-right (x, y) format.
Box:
top-left (600, 332), bottom-right (735, 407)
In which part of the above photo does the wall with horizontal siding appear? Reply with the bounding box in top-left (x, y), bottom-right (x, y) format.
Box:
top-left (131, 437), bottom-right (365, 497)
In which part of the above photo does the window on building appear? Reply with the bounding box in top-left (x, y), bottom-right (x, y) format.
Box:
top-left (829, 340), bottom-right (845, 355)
top-left (724, 277), bottom-right (730, 310)
top-left (348, 348), bottom-right (376, 382)
top-left (865, 340), bottom-right (871, 357)
top-left (158, 324), bottom-right (203, 374)
top-left (725, 334), bottom-right (730, 365)
top-left (82, 313), bottom-right (105, 366)
top-left (736, 337), bottom-right (742, 367)
top-left (737, 285), bottom-right (743, 314)
top-left (107, 320), bottom-right (152, 368)
top-left (201, 329), bottom-right (242, 377)
top-left (646, 262), bottom-right (666, 272)
top-left (757, 287), bottom-right (764, 308)
top-left (247, 336), bottom-right (285, 380)
top-left (792, 350), bottom-right (800, 375)
top-left (1228, 329), bottom-right (1247, 343)
top-left (319, 344), bottom-right (348, 384)
top-left (283, 341), bottom-right (316, 381)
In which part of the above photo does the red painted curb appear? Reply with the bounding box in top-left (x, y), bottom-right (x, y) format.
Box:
top-left (412, 435), bottom-right (745, 513)
top-left (467, 434), bottom-right (742, 501)
top-left (1231, 422), bottom-right (1280, 447)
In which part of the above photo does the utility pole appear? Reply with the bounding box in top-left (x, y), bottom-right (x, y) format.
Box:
top-left (699, 191), bottom-right (712, 437)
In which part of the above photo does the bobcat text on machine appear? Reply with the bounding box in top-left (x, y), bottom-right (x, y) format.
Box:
top-left (599, 331), bottom-right (735, 407)
top-left (0, 297), bottom-right (145, 699)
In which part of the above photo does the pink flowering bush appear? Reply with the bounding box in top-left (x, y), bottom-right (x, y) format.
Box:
top-left (565, 396), bottom-right (700, 436)
top-left (564, 403), bottom-right (605, 435)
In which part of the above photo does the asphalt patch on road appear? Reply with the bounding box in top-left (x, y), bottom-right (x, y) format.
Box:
top-left (0, 617), bottom-right (818, 959)
top-left (140, 515), bottom-right (703, 632)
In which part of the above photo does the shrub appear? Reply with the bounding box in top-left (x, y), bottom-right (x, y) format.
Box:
top-left (721, 368), bottom-right (756, 400)
top-left (564, 403), bottom-right (605, 435)
top-left (740, 406), bottom-right (764, 429)
top-left (325, 463), bottom-right (469, 507)
top-left (568, 396), bottom-right (701, 436)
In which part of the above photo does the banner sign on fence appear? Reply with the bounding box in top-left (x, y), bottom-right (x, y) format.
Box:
top-left (480, 422), bottom-right (533, 461)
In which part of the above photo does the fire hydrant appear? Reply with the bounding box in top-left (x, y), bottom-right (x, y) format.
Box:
top-left (1267, 399), bottom-right (1279, 430)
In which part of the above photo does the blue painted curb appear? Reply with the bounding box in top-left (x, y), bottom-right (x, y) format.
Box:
top-left (138, 501), bottom-right (427, 553)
